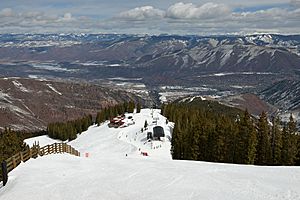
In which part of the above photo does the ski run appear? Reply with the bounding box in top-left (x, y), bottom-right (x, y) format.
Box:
top-left (1, 109), bottom-right (300, 200)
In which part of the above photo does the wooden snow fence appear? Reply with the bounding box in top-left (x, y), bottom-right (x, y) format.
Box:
top-left (1, 142), bottom-right (80, 187)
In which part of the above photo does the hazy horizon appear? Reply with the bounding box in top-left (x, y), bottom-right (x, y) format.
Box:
top-left (1, 0), bottom-right (300, 35)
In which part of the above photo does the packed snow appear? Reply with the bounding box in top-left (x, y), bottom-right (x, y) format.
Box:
top-left (24, 135), bottom-right (62, 148)
top-left (12, 80), bottom-right (31, 93)
top-left (199, 72), bottom-right (274, 77)
top-left (1, 109), bottom-right (300, 200)
top-left (31, 63), bottom-right (78, 72)
top-left (46, 84), bottom-right (62, 96)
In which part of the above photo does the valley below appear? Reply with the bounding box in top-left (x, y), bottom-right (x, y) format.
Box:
top-left (0, 33), bottom-right (300, 130)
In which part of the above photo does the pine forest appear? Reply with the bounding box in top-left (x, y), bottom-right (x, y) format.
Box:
top-left (162, 98), bottom-right (300, 166)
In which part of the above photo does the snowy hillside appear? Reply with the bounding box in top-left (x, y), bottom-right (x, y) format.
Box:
top-left (1, 109), bottom-right (300, 200)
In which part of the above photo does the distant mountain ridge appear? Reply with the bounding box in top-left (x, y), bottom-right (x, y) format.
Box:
top-left (0, 34), bottom-right (299, 78)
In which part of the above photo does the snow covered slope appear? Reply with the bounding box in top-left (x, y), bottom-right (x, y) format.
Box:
top-left (1, 109), bottom-right (300, 200)
top-left (24, 135), bottom-right (62, 147)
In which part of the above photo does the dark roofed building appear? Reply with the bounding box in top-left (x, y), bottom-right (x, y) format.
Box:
top-left (153, 126), bottom-right (165, 140)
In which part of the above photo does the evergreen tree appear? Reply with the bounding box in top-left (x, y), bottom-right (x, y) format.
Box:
top-left (47, 114), bottom-right (94, 141)
top-left (129, 101), bottom-right (135, 113)
top-left (296, 135), bottom-right (300, 165)
top-left (256, 112), bottom-right (271, 165)
top-left (163, 100), bottom-right (298, 166)
top-left (236, 110), bottom-right (257, 164)
top-left (171, 120), bottom-right (182, 159)
top-left (0, 128), bottom-right (44, 164)
top-left (144, 120), bottom-right (148, 129)
top-left (281, 114), bottom-right (298, 165)
top-left (270, 116), bottom-right (282, 165)
top-left (136, 102), bottom-right (141, 113)
top-left (281, 125), bottom-right (290, 165)
top-left (190, 121), bottom-right (201, 160)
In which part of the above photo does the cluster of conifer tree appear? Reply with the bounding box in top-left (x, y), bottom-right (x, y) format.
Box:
top-left (0, 128), bottom-right (45, 180)
top-left (95, 101), bottom-right (141, 125)
top-left (47, 101), bottom-right (141, 140)
top-left (0, 128), bottom-right (46, 162)
top-left (162, 100), bottom-right (300, 166)
top-left (47, 115), bottom-right (93, 141)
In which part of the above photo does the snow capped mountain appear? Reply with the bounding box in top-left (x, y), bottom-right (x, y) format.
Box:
top-left (0, 34), bottom-right (299, 75)
top-left (0, 34), bottom-right (299, 94)
top-left (0, 109), bottom-right (299, 200)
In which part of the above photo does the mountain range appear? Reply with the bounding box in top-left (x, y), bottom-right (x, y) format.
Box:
top-left (0, 34), bottom-right (299, 78)
top-left (0, 33), bottom-right (299, 129)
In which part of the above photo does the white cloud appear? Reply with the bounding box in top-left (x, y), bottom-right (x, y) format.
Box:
top-left (1, 2), bottom-right (300, 35)
top-left (290, 0), bottom-right (300, 8)
top-left (166, 2), bottom-right (231, 19)
top-left (0, 8), bottom-right (80, 33)
top-left (57, 13), bottom-right (73, 22)
top-left (233, 7), bottom-right (300, 26)
top-left (111, 2), bottom-right (300, 35)
top-left (118, 6), bottom-right (165, 20)
top-left (64, 13), bottom-right (72, 20)
top-left (0, 8), bottom-right (14, 17)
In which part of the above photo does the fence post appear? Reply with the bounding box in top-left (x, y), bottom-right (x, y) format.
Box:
top-left (29, 148), bottom-right (32, 158)
top-left (12, 156), bottom-right (16, 169)
top-left (31, 146), bottom-right (36, 158)
top-left (41, 147), bottom-right (44, 156)
top-left (20, 151), bottom-right (24, 162)
top-left (37, 144), bottom-right (40, 156)
top-left (55, 143), bottom-right (57, 154)
top-left (2, 161), bottom-right (8, 186)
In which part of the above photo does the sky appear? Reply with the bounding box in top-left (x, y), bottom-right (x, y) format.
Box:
top-left (0, 0), bottom-right (300, 35)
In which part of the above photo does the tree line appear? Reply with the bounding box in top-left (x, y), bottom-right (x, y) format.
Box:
top-left (0, 115), bottom-right (93, 164)
top-left (95, 101), bottom-right (141, 125)
top-left (47, 101), bottom-right (142, 140)
top-left (0, 128), bottom-right (45, 163)
top-left (162, 101), bottom-right (300, 166)
top-left (47, 115), bottom-right (93, 141)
